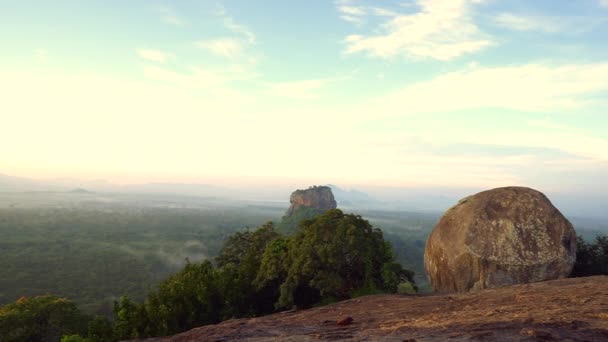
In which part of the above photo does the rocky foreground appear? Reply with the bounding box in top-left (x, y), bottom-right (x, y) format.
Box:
top-left (139, 276), bottom-right (608, 341)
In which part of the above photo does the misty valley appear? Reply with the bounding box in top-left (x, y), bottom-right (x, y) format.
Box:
top-left (0, 188), bottom-right (438, 317)
top-left (1, 183), bottom-right (607, 342)
top-left (2, 187), bottom-right (607, 316)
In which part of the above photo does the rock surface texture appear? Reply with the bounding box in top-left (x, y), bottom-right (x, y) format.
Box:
top-left (133, 276), bottom-right (608, 341)
top-left (286, 186), bottom-right (337, 216)
top-left (424, 186), bottom-right (576, 293)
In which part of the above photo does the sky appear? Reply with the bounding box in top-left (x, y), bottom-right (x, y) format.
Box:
top-left (1, 0), bottom-right (608, 194)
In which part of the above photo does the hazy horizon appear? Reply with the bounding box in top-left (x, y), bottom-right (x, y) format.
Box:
top-left (2, 1), bottom-right (608, 198)
top-left (2, 171), bottom-right (607, 220)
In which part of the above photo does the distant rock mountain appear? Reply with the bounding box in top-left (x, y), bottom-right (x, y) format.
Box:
top-left (68, 188), bottom-right (94, 194)
top-left (279, 186), bottom-right (337, 234)
top-left (286, 185), bottom-right (337, 215)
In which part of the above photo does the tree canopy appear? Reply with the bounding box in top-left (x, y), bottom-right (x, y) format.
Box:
top-left (0, 295), bottom-right (88, 342)
top-left (269, 209), bottom-right (414, 308)
top-left (2, 209), bottom-right (416, 341)
top-left (107, 209), bottom-right (415, 339)
top-left (571, 235), bottom-right (608, 277)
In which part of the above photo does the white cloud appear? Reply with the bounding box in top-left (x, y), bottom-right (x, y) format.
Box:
top-left (600, 0), bottom-right (608, 8)
top-left (140, 64), bottom-right (256, 98)
top-left (553, 135), bottom-right (608, 162)
top-left (158, 6), bottom-right (184, 26)
top-left (464, 131), bottom-right (608, 163)
top-left (142, 65), bottom-right (237, 90)
top-left (136, 49), bottom-right (168, 63)
top-left (371, 7), bottom-right (398, 17)
top-left (269, 74), bottom-right (352, 100)
top-left (163, 15), bottom-right (184, 26)
top-left (197, 7), bottom-right (257, 62)
top-left (336, 4), bottom-right (406, 24)
top-left (526, 118), bottom-right (576, 131)
top-left (35, 49), bottom-right (49, 63)
top-left (338, 6), bottom-right (365, 16)
top-left (343, 0), bottom-right (491, 60)
top-left (494, 13), bottom-right (608, 35)
top-left (373, 63), bottom-right (608, 114)
top-left (271, 79), bottom-right (331, 100)
top-left (215, 5), bottom-right (256, 44)
top-left (337, 5), bottom-right (366, 24)
top-left (494, 13), bottom-right (560, 33)
top-left (0, 71), bottom-right (371, 186)
top-left (2, 69), bottom-right (606, 190)
top-left (340, 15), bottom-right (364, 24)
top-left (359, 153), bottom-right (524, 187)
top-left (355, 126), bottom-right (608, 191)
top-left (0, 70), bottom-right (281, 183)
top-left (224, 17), bottom-right (255, 44)
top-left (196, 38), bottom-right (243, 59)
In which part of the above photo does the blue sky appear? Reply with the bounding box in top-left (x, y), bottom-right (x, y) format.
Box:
top-left (1, 0), bottom-right (608, 194)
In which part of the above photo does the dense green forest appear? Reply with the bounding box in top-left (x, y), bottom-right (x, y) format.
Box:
top-left (571, 235), bottom-right (608, 277)
top-left (2, 229), bottom-right (605, 342)
top-left (0, 205), bottom-right (283, 315)
top-left (1, 190), bottom-right (606, 342)
top-left (1, 209), bottom-right (418, 341)
top-left (106, 210), bottom-right (416, 340)
top-left (0, 200), bottom-right (436, 316)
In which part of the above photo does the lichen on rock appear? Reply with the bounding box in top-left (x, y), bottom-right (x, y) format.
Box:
top-left (424, 186), bottom-right (576, 293)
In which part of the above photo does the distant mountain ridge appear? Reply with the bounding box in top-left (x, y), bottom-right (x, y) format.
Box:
top-left (326, 184), bottom-right (380, 207)
top-left (1, 173), bottom-right (607, 220)
top-left (0, 173), bottom-right (252, 200)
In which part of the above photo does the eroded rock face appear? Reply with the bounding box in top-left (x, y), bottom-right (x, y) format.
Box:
top-left (424, 186), bottom-right (576, 293)
top-left (286, 186), bottom-right (337, 215)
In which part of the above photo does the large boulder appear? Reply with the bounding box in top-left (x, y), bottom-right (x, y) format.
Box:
top-left (424, 186), bottom-right (576, 293)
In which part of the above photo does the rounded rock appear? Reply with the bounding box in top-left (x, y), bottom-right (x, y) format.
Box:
top-left (424, 186), bottom-right (576, 293)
